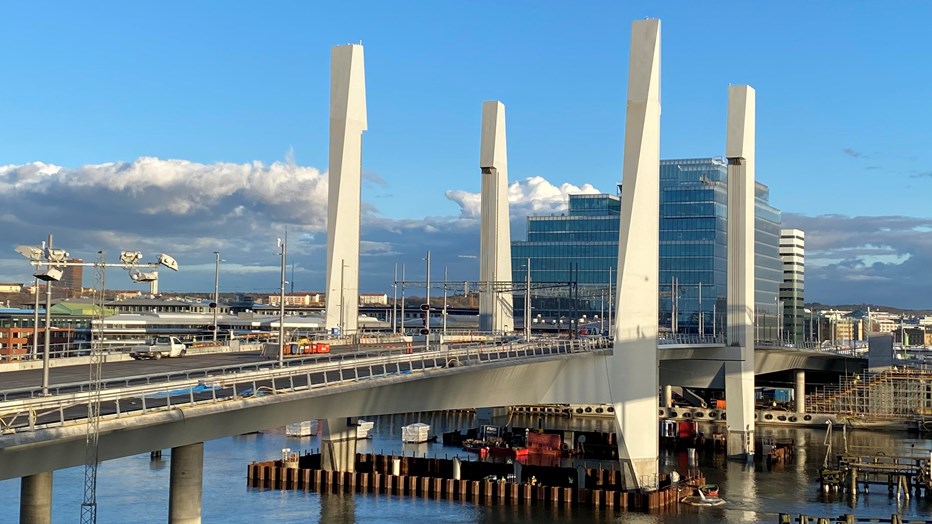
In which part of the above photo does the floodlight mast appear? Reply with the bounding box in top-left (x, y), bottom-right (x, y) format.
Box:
top-left (14, 241), bottom-right (180, 395)
top-left (41, 234), bottom-right (56, 396)
top-left (213, 252), bottom-right (221, 343)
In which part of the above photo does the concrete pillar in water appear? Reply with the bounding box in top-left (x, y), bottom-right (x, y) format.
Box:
top-left (20, 471), bottom-right (52, 524)
top-left (169, 442), bottom-right (204, 524)
top-left (795, 370), bottom-right (806, 414)
top-left (725, 84), bottom-right (757, 462)
top-left (392, 458), bottom-right (401, 476)
top-left (609, 17), bottom-right (662, 492)
top-left (663, 385), bottom-right (673, 408)
top-left (321, 418), bottom-right (358, 472)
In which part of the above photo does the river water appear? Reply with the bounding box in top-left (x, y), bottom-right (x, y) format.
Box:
top-left (2, 412), bottom-right (931, 523)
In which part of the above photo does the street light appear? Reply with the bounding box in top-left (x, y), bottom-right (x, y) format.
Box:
top-left (15, 235), bottom-right (66, 397)
top-left (15, 238), bottom-right (179, 395)
top-left (422, 251), bottom-right (431, 351)
top-left (277, 238), bottom-right (286, 367)
top-left (213, 252), bottom-right (221, 342)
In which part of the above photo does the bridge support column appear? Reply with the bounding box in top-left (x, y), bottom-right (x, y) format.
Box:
top-left (20, 471), bottom-right (52, 524)
top-left (795, 370), bottom-right (806, 414)
top-left (169, 442), bottom-right (204, 524)
top-left (725, 84), bottom-right (756, 462)
top-left (324, 43), bottom-right (367, 334)
top-left (724, 361), bottom-right (755, 460)
top-left (321, 418), bottom-right (357, 472)
top-left (478, 100), bottom-right (514, 333)
top-left (610, 18), bottom-right (662, 492)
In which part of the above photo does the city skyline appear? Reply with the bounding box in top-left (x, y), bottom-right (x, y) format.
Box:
top-left (2, 3), bottom-right (932, 307)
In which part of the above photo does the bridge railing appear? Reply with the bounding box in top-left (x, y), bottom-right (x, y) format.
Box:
top-left (658, 334), bottom-right (725, 346)
top-left (0, 338), bottom-right (608, 435)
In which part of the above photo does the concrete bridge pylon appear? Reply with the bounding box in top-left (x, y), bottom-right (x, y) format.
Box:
top-left (479, 100), bottom-right (515, 333)
top-left (325, 43), bottom-right (367, 335)
top-left (725, 84), bottom-right (756, 461)
top-left (610, 17), bottom-right (662, 492)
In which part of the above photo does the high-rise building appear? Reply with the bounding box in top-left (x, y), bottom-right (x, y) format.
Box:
top-left (59, 258), bottom-right (84, 298)
top-left (779, 229), bottom-right (805, 344)
top-left (511, 157), bottom-right (783, 338)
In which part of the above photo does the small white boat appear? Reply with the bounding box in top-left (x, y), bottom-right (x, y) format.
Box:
top-left (401, 422), bottom-right (431, 443)
top-left (680, 486), bottom-right (726, 507)
top-left (356, 420), bottom-right (374, 439)
top-left (286, 420), bottom-right (319, 437)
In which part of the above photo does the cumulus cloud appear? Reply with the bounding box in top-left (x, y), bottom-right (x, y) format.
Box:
top-left (0, 157), bottom-right (330, 294)
top-left (8, 157), bottom-right (930, 309)
top-left (445, 176), bottom-right (601, 218)
top-left (0, 157), bottom-right (605, 297)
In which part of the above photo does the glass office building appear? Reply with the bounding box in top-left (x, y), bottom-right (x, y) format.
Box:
top-left (511, 157), bottom-right (783, 339)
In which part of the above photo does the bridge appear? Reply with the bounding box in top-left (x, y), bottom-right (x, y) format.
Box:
top-left (1, 18), bottom-right (861, 524)
top-left (0, 334), bottom-right (863, 521)
top-left (0, 337), bottom-right (861, 474)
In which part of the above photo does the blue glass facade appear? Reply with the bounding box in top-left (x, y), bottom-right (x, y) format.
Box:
top-left (511, 157), bottom-right (783, 338)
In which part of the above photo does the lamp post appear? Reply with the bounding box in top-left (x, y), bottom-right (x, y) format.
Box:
top-left (392, 263), bottom-right (398, 334)
top-left (524, 258), bottom-right (531, 342)
top-left (213, 251), bottom-right (221, 343)
top-left (278, 238), bottom-right (286, 367)
top-left (16, 240), bottom-right (178, 395)
top-left (400, 264), bottom-right (406, 335)
top-left (42, 236), bottom-right (54, 395)
top-left (32, 276), bottom-right (40, 360)
top-left (424, 251), bottom-right (431, 350)
top-left (442, 266), bottom-right (448, 336)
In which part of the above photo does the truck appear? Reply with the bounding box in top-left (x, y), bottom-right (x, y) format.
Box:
top-left (130, 336), bottom-right (187, 360)
top-left (260, 338), bottom-right (331, 359)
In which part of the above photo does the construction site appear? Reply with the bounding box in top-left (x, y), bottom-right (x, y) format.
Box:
top-left (806, 367), bottom-right (932, 433)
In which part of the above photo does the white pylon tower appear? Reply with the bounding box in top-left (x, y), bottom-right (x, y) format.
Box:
top-left (609, 18), bottom-right (662, 491)
top-left (325, 43), bottom-right (367, 335)
top-left (478, 100), bottom-right (514, 333)
top-left (725, 85), bottom-right (757, 460)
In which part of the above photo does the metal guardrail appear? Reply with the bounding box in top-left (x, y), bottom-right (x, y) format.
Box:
top-left (0, 338), bottom-right (611, 435)
top-left (658, 334), bottom-right (725, 345)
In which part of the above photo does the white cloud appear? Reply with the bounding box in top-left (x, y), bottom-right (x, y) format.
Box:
top-left (11, 157), bottom-right (932, 309)
top-left (445, 176), bottom-right (602, 218)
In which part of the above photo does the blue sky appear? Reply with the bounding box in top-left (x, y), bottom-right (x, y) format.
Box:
top-left (2, 2), bottom-right (932, 308)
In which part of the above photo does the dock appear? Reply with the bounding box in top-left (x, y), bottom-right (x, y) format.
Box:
top-left (247, 451), bottom-right (705, 512)
top-left (819, 453), bottom-right (932, 499)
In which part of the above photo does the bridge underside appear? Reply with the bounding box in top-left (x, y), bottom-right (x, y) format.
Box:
top-left (659, 347), bottom-right (863, 389)
top-left (0, 353), bottom-right (620, 481)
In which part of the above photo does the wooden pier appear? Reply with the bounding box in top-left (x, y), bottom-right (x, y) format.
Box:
top-left (247, 452), bottom-right (704, 512)
top-left (778, 513), bottom-right (932, 523)
top-left (819, 453), bottom-right (932, 500)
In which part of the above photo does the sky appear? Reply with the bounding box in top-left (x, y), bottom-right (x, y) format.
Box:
top-left (2, 2), bottom-right (932, 308)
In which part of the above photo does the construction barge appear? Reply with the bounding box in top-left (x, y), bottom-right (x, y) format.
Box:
top-left (247, 451), bottom-right (705, 512)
